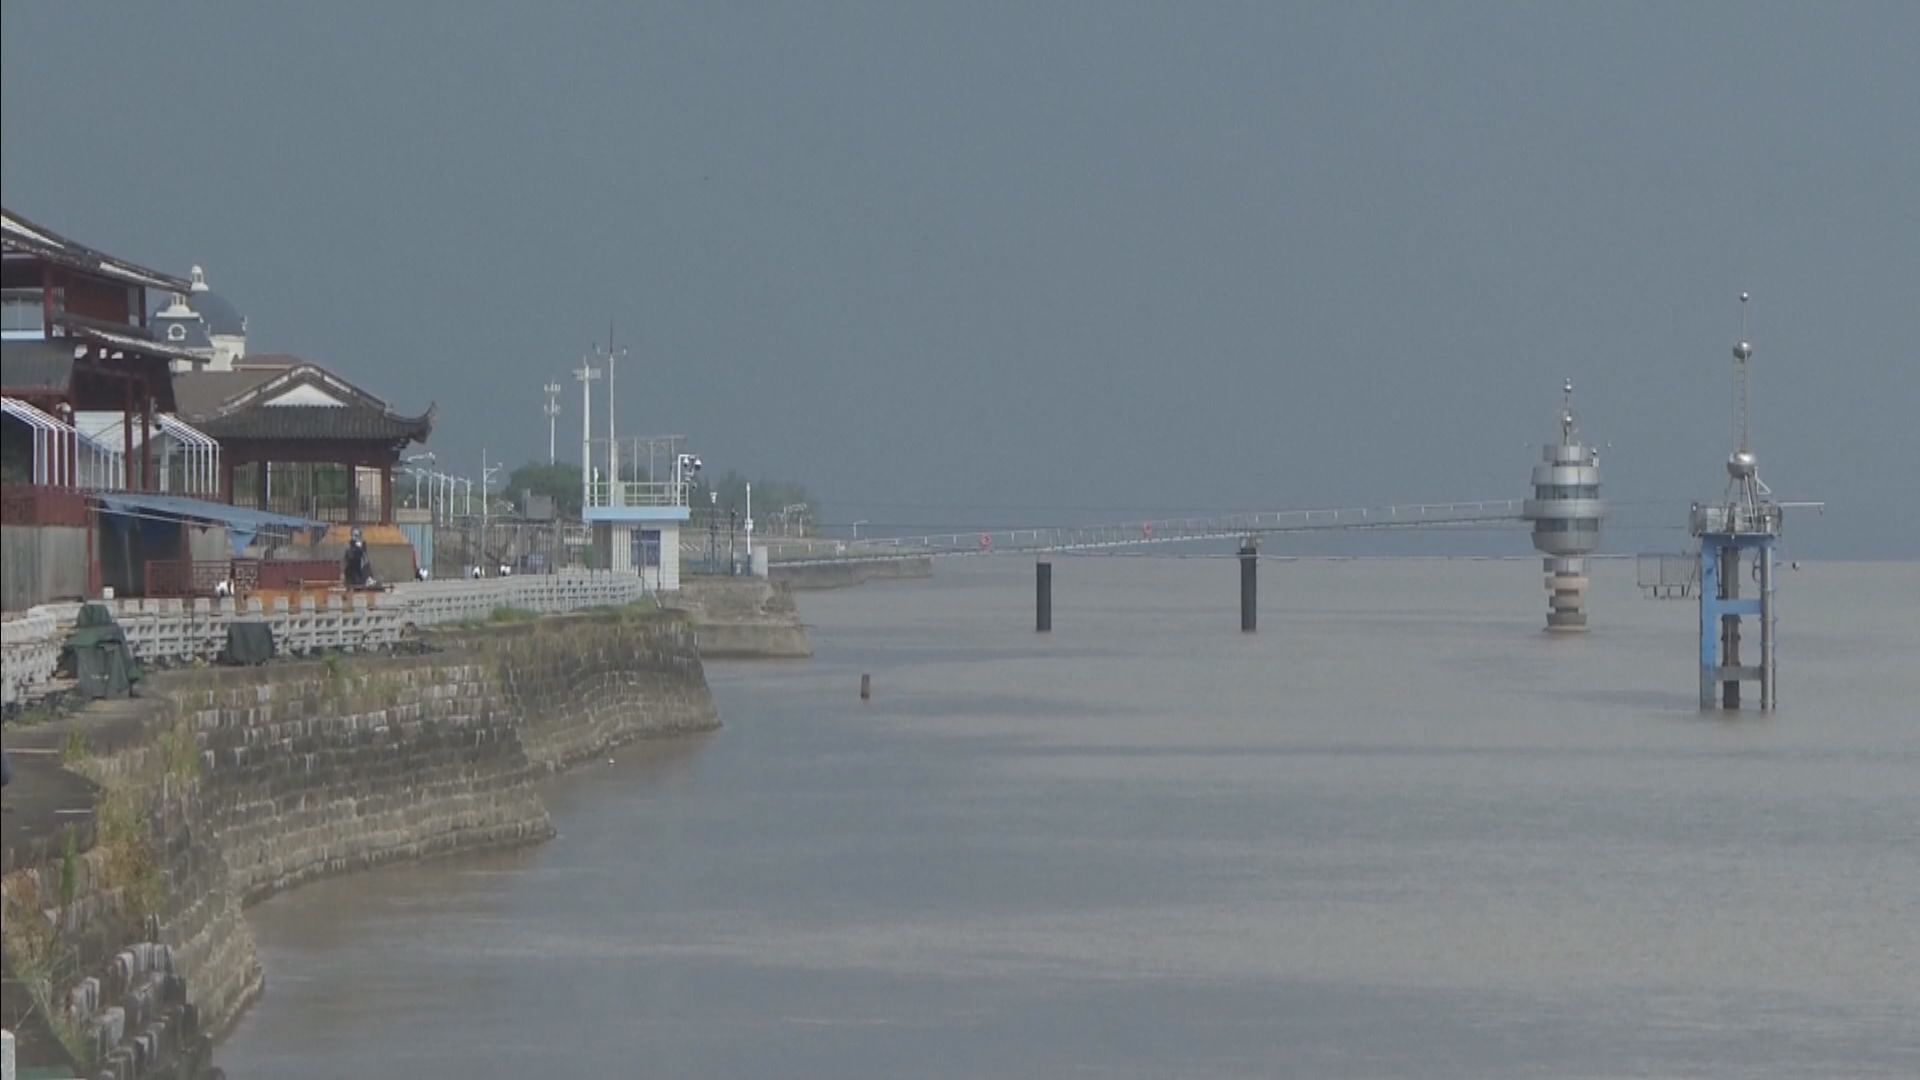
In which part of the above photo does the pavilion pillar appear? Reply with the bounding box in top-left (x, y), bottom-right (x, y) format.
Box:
top-left (122, 380), bottom-right (135, 490)
top-left (220, 456), bottom-right (235, 505)
top-left (347, 465), bottom-right (361, 525)
top-left (256, 458), bottom-right (270, 510)
top-left (141, 387), bottom-right (154, 492)
top-left (380, 463), bottom-right (394, 523)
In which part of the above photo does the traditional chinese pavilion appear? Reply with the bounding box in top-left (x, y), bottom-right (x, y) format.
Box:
top-left (172, 355), bottom-right (434, 525)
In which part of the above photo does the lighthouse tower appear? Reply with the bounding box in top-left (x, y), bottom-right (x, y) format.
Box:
top-left (1524, 380), bottom-right (1606, 632)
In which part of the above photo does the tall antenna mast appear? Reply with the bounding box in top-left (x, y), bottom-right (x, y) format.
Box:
top-left (595, 322), bottom-right (628, 490)
top-left (542, 382), bottom-right (563, 464)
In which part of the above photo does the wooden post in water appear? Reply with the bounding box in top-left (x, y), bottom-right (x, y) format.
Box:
top-left (1036, 561), bottom-right (1052, 633)
top-left (860, 673), bottom-right (872, 701)
top-left (1239, 541), bottom-right (1258, 633)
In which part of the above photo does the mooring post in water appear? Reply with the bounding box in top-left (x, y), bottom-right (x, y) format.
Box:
top-left (1036, 561), bottom-right (1053, 633)
top-left (1239, 539), bottom-right (1258, 632)
top-left (860, 673), bottom-right (872, 701)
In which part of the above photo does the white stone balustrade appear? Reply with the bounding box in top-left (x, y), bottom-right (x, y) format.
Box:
top-left (2, 606), bottom-right (65, 707)
top-left (0, 571), bottom-right (652, 707)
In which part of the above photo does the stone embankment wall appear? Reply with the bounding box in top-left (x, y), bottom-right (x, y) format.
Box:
top-left (1, 610), bottom-right (717, 1074)
top-left (770, 556), bottom-right (933, 591)
top-left (667, 578), bottom-right (812, 659)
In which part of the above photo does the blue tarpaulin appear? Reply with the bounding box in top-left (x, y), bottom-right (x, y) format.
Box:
top-left (93, 492), bottom-right (326, 553)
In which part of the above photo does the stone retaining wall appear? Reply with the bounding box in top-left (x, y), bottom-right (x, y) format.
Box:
top-left (667, 579), bottom-right (812, 659)
top-left (1, 610), bottom-right (718, 1073)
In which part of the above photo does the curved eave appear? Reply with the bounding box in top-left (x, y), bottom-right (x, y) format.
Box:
top-left (2, 207), bottom-right (193, 293)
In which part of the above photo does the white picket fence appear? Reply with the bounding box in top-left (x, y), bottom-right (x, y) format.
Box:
top-left (0, 571), bottom-right (652, 707)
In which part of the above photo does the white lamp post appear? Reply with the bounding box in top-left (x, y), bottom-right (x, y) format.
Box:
top-left (574, 360), bottom-right (600, 508)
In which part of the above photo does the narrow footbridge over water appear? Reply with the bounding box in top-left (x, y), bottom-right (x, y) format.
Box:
top-left (760, 499), bottom-right (1529, 565)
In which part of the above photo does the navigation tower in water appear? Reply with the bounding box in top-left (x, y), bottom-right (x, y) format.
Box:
top-left (1524, 380), bottom-right (1605, 632)
top-left (1689, 292), bottom-right (1782, 709)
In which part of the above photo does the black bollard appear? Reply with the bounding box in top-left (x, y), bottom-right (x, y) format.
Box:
top-left (1239, 543), bottom-right (1257, 632)
top-left (1036, 561), bottom-right (1053, 633)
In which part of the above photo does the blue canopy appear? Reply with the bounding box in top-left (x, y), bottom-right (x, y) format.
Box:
top-left (93, 492), bottom-right (326, 555)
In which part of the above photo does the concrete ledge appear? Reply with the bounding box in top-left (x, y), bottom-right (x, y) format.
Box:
top-left (771, 556), bottom-right (933, 590)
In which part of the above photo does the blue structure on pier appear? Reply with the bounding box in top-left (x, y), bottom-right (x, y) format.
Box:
top-left (1690, 293), bottom-right (1780, 710)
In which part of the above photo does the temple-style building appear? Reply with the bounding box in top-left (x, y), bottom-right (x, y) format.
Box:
top-left (173, 355), bottom-right (434, 525)
top-left (3, 205), bottom-right (433, 606)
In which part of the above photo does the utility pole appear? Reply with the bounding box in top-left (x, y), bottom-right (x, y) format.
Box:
top-left (594, 323), bottom-right (628, 501)
top-left (574, 359), bottom-right (600, 508)
top-left (481, 450), bottom-right (502, 572)
top-left (745, 482), bottom-right (754, 568)
top-left (542, 382), bottom-right (562, 464)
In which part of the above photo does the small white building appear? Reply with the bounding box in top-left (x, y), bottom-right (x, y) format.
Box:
top-left (583, 454), bottom-right (690, 593)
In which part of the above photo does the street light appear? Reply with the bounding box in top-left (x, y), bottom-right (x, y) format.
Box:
top-left (708, 489), bottom-right (719, 572)
top-left (403, 452), bottom-right (434, 508)
top-left (541, 383), bottom-right (562, 464)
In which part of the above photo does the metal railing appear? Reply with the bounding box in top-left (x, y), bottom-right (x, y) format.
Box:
top-left (1689, 503), bottom-right (1783, 537)
top-left (583, 479), bottom-right (694, 509)
top-left (763, 499), bottom-right (1530, 564)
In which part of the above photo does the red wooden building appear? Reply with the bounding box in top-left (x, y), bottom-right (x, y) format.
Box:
top-left (2, 206), bottom-right (208, 492)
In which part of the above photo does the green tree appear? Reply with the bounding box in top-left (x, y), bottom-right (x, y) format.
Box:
top-left (507, 461), bottom-right (584, 519)
top-left (697, 470), bottom-right (812, 531)
top-left (709, 470), bottom-right (809, 512)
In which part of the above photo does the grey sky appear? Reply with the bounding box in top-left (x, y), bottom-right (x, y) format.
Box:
top-left (5, 2), bottom-right (1915, 556)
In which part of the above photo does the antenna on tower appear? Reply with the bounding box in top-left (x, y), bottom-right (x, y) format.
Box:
top-left (1724, 291), bottom-right (1767, 511)
top-left (1734, 291), bottom-right (1753, 455)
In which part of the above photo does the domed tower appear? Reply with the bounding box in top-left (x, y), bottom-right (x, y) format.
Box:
top-left (1523, 380), bottom-right (1605, 632)
top-left (184, 264), bottom-right (247, 370)
top-left (153, 291), bottom-right (214, 371)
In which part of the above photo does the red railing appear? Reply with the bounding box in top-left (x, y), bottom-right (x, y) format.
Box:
top-left (0, 484), bottom-right (91, 527)
top-left (256, 560), bottom-right (341, 590)
top-left (141, 558), bottom-right (343, 598)
top-left (144, 559), bottom-right (245, 598)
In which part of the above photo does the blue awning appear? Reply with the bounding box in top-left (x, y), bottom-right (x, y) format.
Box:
top-left (92, 492), bottom-right (326, 554)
